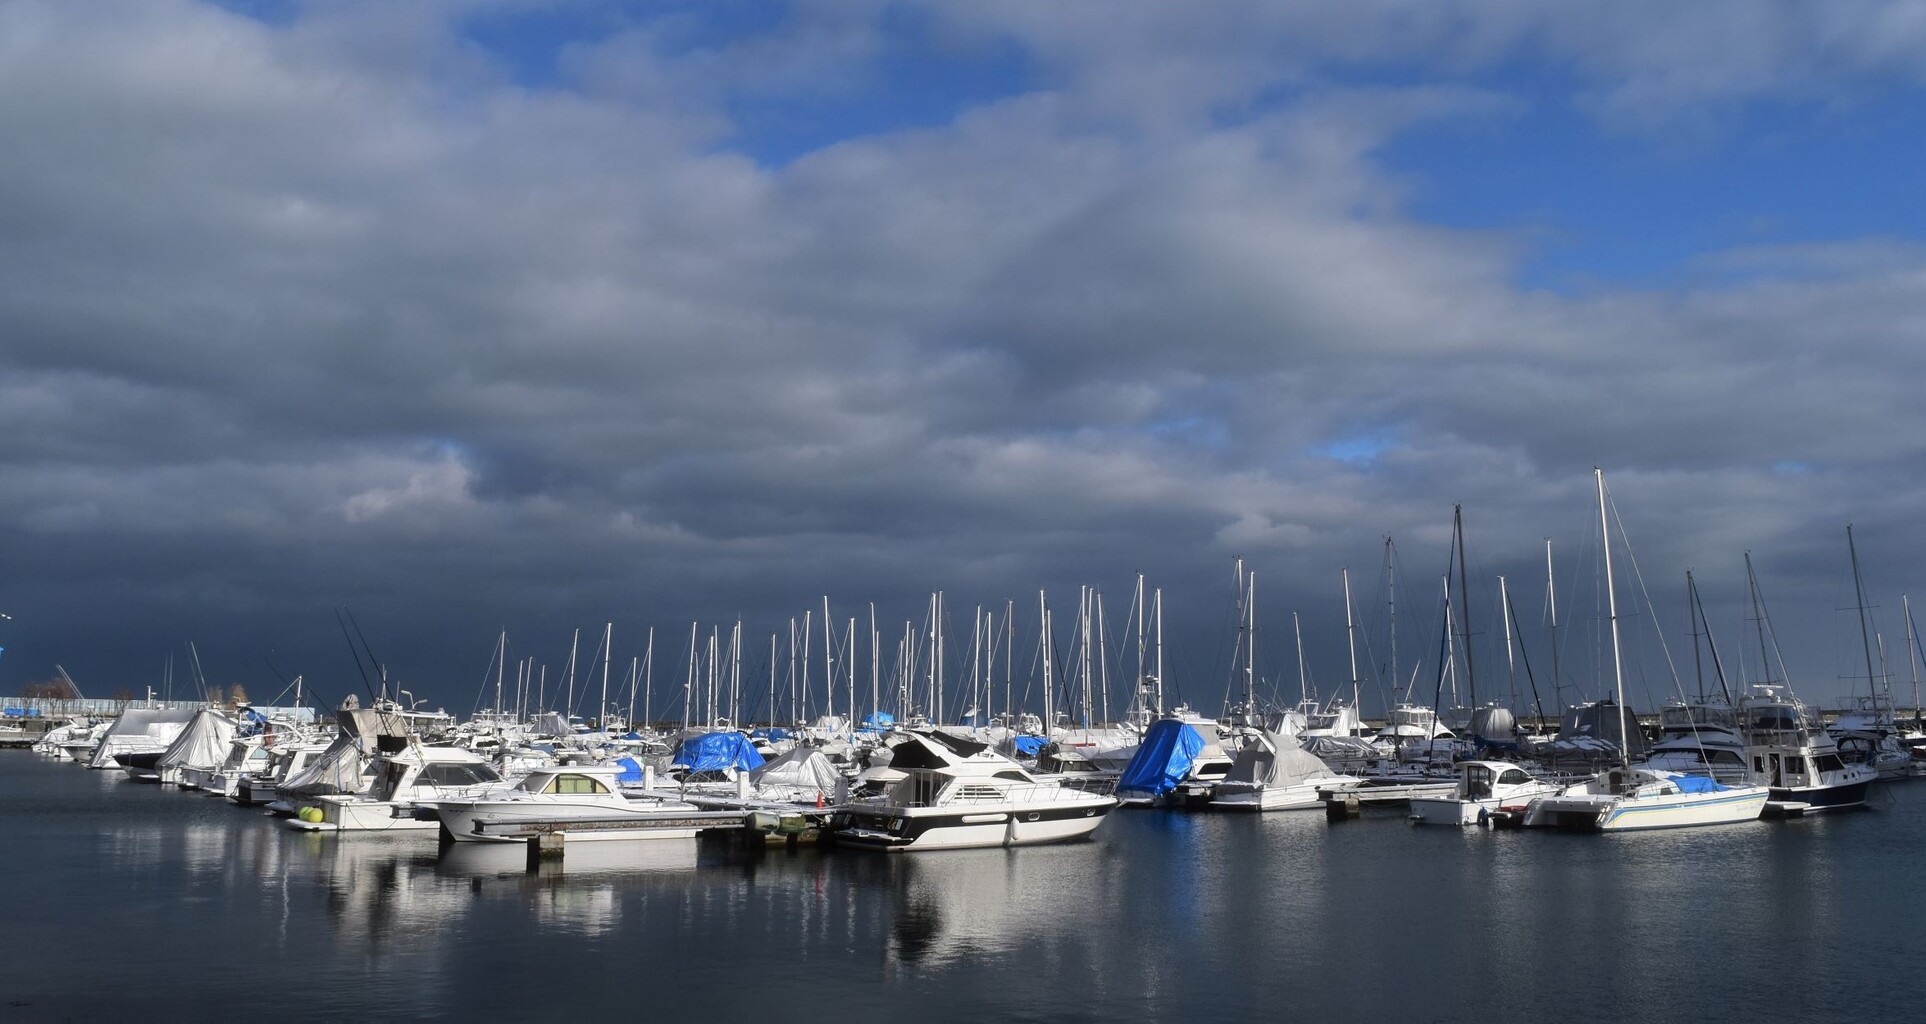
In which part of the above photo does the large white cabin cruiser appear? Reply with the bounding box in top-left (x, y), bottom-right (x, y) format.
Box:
top-left (435, 764), bottom-right (704, 843)
top-left (1409, 760), bottom-right (1561, 826)
top-left (835, 733), bottom-right (1117, 851)
top-left (1740, 685), bottom-right (1875, 813)
top-left (1640, 700), bottom-right (1748, 783)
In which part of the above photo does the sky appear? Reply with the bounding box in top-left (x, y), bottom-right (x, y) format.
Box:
top-left (6, 0), bottom-right (1926, 721)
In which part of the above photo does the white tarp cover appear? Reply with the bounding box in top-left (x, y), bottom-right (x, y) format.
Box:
top-left (280, 733), bottom-right (368, 796)
top-left (1224, 730), bottom-right (1343, 787)
top-left (751, 747), bottom-right (843, 801)
top-left (88, 708), bottom-right (199, 769)
top-left (157, 709), bottom-right (238, 770)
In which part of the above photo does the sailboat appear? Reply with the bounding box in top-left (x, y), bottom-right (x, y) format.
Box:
top-left (1522, 469), bottom-right (1768, 831)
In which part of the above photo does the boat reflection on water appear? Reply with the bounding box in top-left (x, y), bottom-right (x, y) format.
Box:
top-left (436, 837), bottom-right (703, 878)
top-left (878, 843), bottom-right (1112, 973)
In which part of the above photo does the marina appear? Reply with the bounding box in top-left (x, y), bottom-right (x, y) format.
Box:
top-left (2, 749), bottom-right (1920, 1022)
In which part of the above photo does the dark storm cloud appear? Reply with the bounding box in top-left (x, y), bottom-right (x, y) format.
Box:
top-left (6, 0), bottom-right (1926, 712)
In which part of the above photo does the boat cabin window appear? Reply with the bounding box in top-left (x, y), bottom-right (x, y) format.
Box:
top-left (994, 771), bottom-right (1031, 782)
top-left (543, 773), bottom-right (612, 795)
top-left (420, 763), bottom-right (499, 788)
top-left (895, 771), bottom-right (946, 807)
top-left (1782, 757), bottom-right (1806, 777)
top-left (1753, 756), bottom-right (1766, 774)
top-left (1814, 753), bottom-right (1846, 773)
top-left (1464, 765), bottom-right (1494, 799)
top-left (1497, 769), bottom-right (1533, 786)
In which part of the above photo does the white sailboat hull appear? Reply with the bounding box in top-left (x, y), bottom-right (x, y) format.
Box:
top-left (1523, 785), bottom-right (1768, 831)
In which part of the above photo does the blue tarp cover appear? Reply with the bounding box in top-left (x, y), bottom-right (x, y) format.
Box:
top-left (1011, 735), bottom-right (1049, 758)
top-left (862, 712), bottom-right (895, 730)
top-left (1117, 720), bottom-right (1207, 798)
top-left (751, 727), bottom-right (794, 742)
top-left (672, 731), bottom-right (767, 773)
top-left (613, 756), bottom-right (643, 783)
top-left (1669, 774), bottom-right (1726, 793)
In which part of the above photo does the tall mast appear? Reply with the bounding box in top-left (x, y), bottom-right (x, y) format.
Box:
top-left (823, 596), bottom-right (834, 720)
top-left (1906, 594), bottom-right (1922, 726)
top-left (682, 622), bottom-right (695, 732)
top-left (1039, 590), bottom-right (1053, 733)
top-left (642, 627), bottom-right (654, 729)
top-left (1097, 592), bottom-right (1110, 725)
top-left (1293, 611), bottom-right (1308, 705)
top-left (1453, 505), bottom-right (1477, 711)
top-left (1343, 568), bottom-right (1361, 711)
top-left (1545, 539), bottom-right (1563, 711)
top-left (1009, 596), bottom-right (1024, 723)
top-left (495, 629), bottom-right (505, 719)
top-left (1153, 588), bottom-right (1165, 716)
top-left (1247, 568), bottom-right (1257, 716)
top-left (1848, 525), bottom-right (1883, 710)
top-left (1744, 552), bottom-right (1774, 685)
top-left (1386, 538), bottom-right (1399, 705)
top-left (1499, 575), bottom-right (1518, 710)
top-left (1596, 468), bottom-right (1629, 770)
top-left (566, 628), bottom-right (579, 721)
top-left (599, 622), bottom-right (612, 732)
top-left (870, 603), bottom-right (880, 726)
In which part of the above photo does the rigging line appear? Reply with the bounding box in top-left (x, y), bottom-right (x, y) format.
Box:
top-left (333, 609), bottom-right (375, 700)
top-left (342, 608), bottom-right (387, 692)
top-left (1603, 486), bottom-right (1687, 700)
top-left (1503, 583), bottom-right (1550, 733)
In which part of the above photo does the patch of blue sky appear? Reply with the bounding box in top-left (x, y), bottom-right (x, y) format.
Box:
top-left (457, 2), bottom-right (789, 90)
top-left (721, 7), bottom-right (1033, 167)
top-left (1315, 431), bottom-right (1400, 466)
top-left (204, 0), bottom-right (298, 28)
top-left (1372, 63), bottom-right (1926, 293)
top-left (1772, 460), bottom-right (1815, 476)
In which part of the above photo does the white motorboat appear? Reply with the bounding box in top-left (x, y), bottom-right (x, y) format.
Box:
top-left (1521, 765), bottom-right (1767, 831)
top-left (1641, 700), bottom-right (1749, 784)
top-left (1409, 760), bottom-right (1561, 826)
top-left (287, 745), bottom-right (504, 833)
top-left (835, 732), bottom-right (1116, 851)
top-left (435, 764), bottom-right (704, 843)
top-left (1740, 685), bottom-right (1875, 813)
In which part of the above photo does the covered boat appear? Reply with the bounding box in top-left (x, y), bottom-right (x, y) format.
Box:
top-left (152, 708), bottom-right (238, 785)
top-left (671, 731), bottom-right (766, 777)
top-left (1210, 729), bottom-right (1361, 811)
top-left (1115, 718), bottom-right (1211, 807)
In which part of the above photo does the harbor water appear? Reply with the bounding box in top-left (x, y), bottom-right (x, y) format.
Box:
top-left (1, 753), bottom-right (1917, 1022)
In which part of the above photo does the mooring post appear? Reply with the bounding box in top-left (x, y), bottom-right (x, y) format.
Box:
top-left (526, 832), bottom-right (565, 872)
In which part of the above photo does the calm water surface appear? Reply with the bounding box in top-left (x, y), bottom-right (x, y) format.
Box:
top-left (1, 754), bottom-right (1917, 1022)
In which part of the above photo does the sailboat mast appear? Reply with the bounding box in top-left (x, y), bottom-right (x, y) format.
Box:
top-left (1293, 611), bottom-right (1308, 705)
top-left (1453, 505), bottom-right (1477, 710)
top-left (1595, 468), bottom-right (1630, 770)
top-left (1500, 575), bottom-right (1518, 709)
top-left (1546, 539), bottom-right (1563, 712)
top-left (1343, 568), bottom-right (1360, 711)
top-left (823, 596), bottom-right (834, 720)
top-left (600, 622), bottom-right (612, 732)
top-left (1848, 525), bottom-right (1883, 709)
top-left (1902, 592), bottom-right (1918, 727)
top-left (1154, 588), bottom-right (1165, 716)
